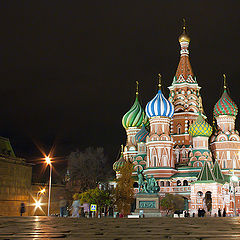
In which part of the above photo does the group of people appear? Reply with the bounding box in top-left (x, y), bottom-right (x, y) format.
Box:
top-left (218, 208), bottom-right (226, 217)
top-left (196, 208), bottom-right (227, 217)
top-left (59, 196), bottom-right (87, 218)
top-left (197, 208), bottom-right (206, 217)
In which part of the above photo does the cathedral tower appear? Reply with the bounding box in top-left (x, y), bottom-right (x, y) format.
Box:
top-left (188, 111), bottom-right (213, 168)
top-left (210, 75), bottom-right (240, 173)
top-left (168, 19), bottom-right (202, 165)
top-left (144, 75), bottom-right (175, 178)
top-left (122, 81), bottom-right (149, 161)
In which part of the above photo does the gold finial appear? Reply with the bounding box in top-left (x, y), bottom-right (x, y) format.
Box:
top-left (179, 18), bottom-right (190, 43)
top-left (136, 81), bottom-right (139, 96)
top-left (121, 144), bottom-right (124, 153)
top-left (183, 18), bottom-right (186, 31)
top-left (158, 73), bottom-right (162, 90)
top-left (199, 96), bottom-right (203, 113)
top-left (223, 74), bottom-right (227, 89)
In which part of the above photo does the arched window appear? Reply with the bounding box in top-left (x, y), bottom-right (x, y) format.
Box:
top-left (177, 125), bottom-right (181, 134)
top-left (183, 180), bottom-right (188, 186)
top-left (182, 150), bottom-right (186, 158)
top-left (133, 182), bottom-right (138, 188)
top-left (160, 181), bottom-right (164, 187)
top-left (177, 180), bottom-right (181, 186)
top-left (153, 156), bottom-right (157, 167)
top-left (197, 191), bottom-right (203, 197)
top-left (166, 181), bottom-right (170, 187)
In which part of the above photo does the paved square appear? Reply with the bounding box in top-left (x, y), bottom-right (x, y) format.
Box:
top-left (0, 216), bottom-right (240, 239)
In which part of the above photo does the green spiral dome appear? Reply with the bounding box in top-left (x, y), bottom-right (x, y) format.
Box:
top-left (189, 114), bottom-right (213, 137)
top-left (122, 96), bottom-right (149, 129)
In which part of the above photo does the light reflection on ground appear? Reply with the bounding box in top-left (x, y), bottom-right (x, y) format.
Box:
top-left (0, 216), bottom-right (240, 239)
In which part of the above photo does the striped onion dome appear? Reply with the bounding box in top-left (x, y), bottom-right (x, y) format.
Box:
top-left (213, 89), bottom-right (238, 118)
top-left (145, 90), bottom-right (174, 118)
top-left (135, 124), bottom-right (149, 143)
top-left (189, 114), bottom-right (213, 137)
top-left (113, 153), bottom-right (126, 172)
top-left (122, 96), bottom-right (149, 129)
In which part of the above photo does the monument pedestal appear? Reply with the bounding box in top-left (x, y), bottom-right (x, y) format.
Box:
top-left (135, 193), bottom-right (161, 217)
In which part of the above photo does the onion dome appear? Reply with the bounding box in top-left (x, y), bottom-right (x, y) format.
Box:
top-left (189, 114), bottom-right (213, 137)
top-left (178, 18), bottom-right (190, 43)
top-left (113, 153), bottom-right (126, 172)
top-left (213, 89), bottom-right (238, 118)
top-left (122, 82), bottom-right (149, 129)
top-left (135, 124), bottom-right (149, 143)
top-left (145, 90), bottom-right (174, 118)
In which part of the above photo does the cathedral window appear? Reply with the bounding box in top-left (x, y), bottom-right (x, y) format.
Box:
top-left (177, 125), bottom-right (181, 134)
top-left (223, 160), bottom-right (226, 168)
top-left (133, 182), bottom-right (138, 188)
top-left (153, 156), bottom-right (157, 167)
top-left (166, 181), bottom-right (170, 187)
top-left (177, 180), bottom-right (181, 186)
top-left (183, 180), bottom-right (188, 186)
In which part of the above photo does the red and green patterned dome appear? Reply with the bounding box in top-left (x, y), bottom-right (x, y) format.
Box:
top-left (213, 90), bottom-right (238, 118)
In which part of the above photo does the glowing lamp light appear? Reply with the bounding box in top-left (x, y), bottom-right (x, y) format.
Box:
top-left (231, 175), bottom-right (238, 182)
top-left (45, 156), bottom-right (51, 165)
top-left (35, 200), bottom-right (41, 209)
top-left (40, 188), bottom-right (46, 194)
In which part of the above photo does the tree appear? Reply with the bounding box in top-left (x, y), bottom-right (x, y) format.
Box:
top-left (74, 187), bottom-right (113, 214)
top-left (67, 147), bottom-right (112, 193)
top-left (160, 193), bottom-right (184, 215)
top-left (114, 161), bottom-right (134, 216)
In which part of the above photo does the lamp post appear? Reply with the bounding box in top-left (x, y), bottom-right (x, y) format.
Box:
top-left (46, 156), bottom-right (52, 217)
top-left (231, 174), bottom-right (238, 217)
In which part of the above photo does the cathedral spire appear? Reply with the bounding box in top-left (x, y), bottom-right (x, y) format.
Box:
top-left (223, 74), bottom-right (227, 90)
top-left (173, 19), bottom-right (195, 84)
top-left (136, 80), bottom-right (139, 96)
top-left (158, 73), bottom-right (162, 90)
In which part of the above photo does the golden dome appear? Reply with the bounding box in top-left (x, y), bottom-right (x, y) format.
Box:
top-left (178, 19), bottom-right (190, 43)
top-left (178, 32), bottom-right (190, 43)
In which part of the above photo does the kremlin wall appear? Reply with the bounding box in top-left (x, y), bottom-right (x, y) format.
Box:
top-left (113, 22), bottom-right (240, 216)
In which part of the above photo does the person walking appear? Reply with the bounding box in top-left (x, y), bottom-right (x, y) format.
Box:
top-left (218, 208), bottom-right (222, 217)
top-left (72, 197), bottom-right (80, 218)
top-left (223, 208), bottom-right (226, 217)
top-left (20, 203), bottom-right (25, 216)
top-left (198, 208), bottom-right (201, 217)
top-left (59, 196), bottom-right (67, 217)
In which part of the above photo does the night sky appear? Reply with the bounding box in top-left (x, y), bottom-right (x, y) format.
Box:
top-left (1, 1), bottom-right (240, 170)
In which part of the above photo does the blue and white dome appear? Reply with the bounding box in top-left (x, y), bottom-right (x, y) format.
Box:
top-left (145, 90), bottom-right (174, 118)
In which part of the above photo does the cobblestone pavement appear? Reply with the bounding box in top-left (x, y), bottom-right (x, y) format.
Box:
top-left (1, 216), bottom-right (240, 240)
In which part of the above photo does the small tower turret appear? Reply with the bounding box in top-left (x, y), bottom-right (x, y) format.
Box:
top-left (122, 81), bottom-right (149, 161)
top-left (144, 74), bottom-right (175, 178)
top-left (211, 75), bottom-right (240, 172)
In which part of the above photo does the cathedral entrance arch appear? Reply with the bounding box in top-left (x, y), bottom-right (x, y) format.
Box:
top-left (204, 191), bottom-right (212, 212)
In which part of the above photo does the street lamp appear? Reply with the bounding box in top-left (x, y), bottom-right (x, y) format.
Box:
top-left (37, 188), bottom-right (46, 200)
top-left (231, 174), bottom-right (238, 217)
top-left (45, 156), bottom-right (52, 216)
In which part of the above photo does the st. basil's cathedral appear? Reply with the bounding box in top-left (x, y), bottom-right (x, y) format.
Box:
top-left (113, 21), bottom-right (240, 216)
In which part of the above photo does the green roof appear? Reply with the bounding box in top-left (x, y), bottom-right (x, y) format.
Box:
top-left (0, 137), bottom-right (15, 157)
top-left (171, 172), bottom-right (199, 178)
top-left (196, 162), bottom-right (215, 182)
top-left (212, 160), bottom-right (225, 183)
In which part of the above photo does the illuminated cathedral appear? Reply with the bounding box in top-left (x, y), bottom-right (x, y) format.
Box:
top-left (113, 21), bottom-right (240, 216)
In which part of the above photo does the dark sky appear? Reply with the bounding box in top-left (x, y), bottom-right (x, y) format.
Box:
top-left (1, 1), bottom-right (240, 169)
